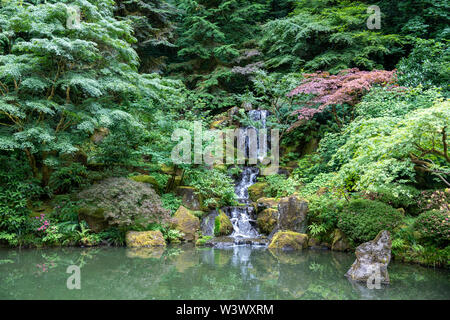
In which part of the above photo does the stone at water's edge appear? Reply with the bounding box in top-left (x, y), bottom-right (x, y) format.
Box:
top-left (125, 231), bottom-right (166, 247)
top-left (331, 229), bottom-right (351, 252)
top-left (257, 208), bottom-right (278, 235)
top-left (268, 231), bottom-right (308, 250)
top-left (170, 206), bottom-right (200, 242)
top-left (214, 210), bottom-right (233, 236)
top-left (175, 186), bottom-right (203, 211)
top-left (346, 230), bottom-right (391, 284)
top-left (276, 195), bottom-right (308, 233)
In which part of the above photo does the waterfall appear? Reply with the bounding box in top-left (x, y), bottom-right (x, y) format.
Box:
top-left (225, 109), bottom-right (269, 241)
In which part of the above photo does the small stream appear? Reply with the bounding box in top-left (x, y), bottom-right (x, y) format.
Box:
top-left (1, 246), bottom-right (449, 300)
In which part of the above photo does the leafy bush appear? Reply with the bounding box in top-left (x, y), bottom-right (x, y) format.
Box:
top-left (50, 163), bottom-right (88, 194)
top-left (307, 194), bottom-right (345, 235)
top-left (263, 174), bottom-right (299, 198)
top-left (337, 198), bottom-right (403, 244)
top-left (414, 210), bottom-right (450, 247)
top-left (160, 193), bottom-right (182, 215)
top-left (397, 39), bottom-right (449, 95)
top-left (77, 178), bottom-right (171, 228)
top-left (184, 168), bottom-right (236, 208)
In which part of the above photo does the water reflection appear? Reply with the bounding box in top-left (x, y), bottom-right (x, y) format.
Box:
top-left (0, 246), bottom-right (449, 300)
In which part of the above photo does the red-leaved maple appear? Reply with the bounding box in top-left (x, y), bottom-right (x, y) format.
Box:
top-left (287, 68), bottom-right (397, 130)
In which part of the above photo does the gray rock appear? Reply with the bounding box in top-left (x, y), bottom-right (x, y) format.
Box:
top-left (346, 230), bottom-right (391, 285)
top-left (201, 210), bottom-right (219, 236)
top-left (277, 195), bottom-right (308, 233)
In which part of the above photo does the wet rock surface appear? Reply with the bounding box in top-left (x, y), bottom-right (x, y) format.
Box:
top-left (346, 230), bottom-right (392, 284)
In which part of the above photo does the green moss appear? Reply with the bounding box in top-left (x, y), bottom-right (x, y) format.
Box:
top-left (257, 208), bottom-right (278, 235)
top-left (130, 175), bottom-right (160, 191)
top-left (248, 182), bottom-right (269, 202)
top-left (214, 211), bottom-right (233, 236)
top-left (268, 231), bottom-right (308, 250)
top-left (196, 235), bottom-right (213, 246)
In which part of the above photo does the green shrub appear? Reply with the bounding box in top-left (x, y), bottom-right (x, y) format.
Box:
top-left (414, 210), bottom-right (450, 247)
top-left (50, 163), bottom-right (88, 194)
top-left (263, 174), bottom-right (299, 198)
top-left (184, 168), bottom-right (236, 208)
top-left (338, 198), bottom-right (403, 244)
top-left (160, 193), bottom-right (182, 215)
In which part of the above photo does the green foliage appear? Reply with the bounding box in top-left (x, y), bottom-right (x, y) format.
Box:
top-left (307, 194), bottom-right (345, 233)
top-left (414, 210), bottom-right (450, 247)
top-left (49, 162), bottom-right (88, 194)
top-left (160, 193), bottom-right (182, 215)
top-left (184, 168), bottom-right (236, 207)
top-left (337, 198), bottom-right (403, 244)
top-left (263, 174), bottom-right (299, 198)
top-left (261, 0), bottom-right (402, 72)
top-left (397, 39), bottom-right (449, 95)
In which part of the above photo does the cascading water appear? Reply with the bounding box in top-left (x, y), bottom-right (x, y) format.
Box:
top-left (224, 110), bottom-right (270, 242)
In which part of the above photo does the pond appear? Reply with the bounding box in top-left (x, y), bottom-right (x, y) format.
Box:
top-left (0, 245), bottom-right (449, 300)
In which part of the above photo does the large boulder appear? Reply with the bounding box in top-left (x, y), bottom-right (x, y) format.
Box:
top-left (268, 231), bottom-right (308, 250)
top-left (331, 229), bottom-right (351, 252)
top-left (277, 195), bottom-right (308, 233)
top-left (77, 178), bottom-right (170, 232)
top-left (170, 206), bottom-right (200, 242)
top-left (214, 210), bottom-right (233, 236)
top-left (175, 186), bottom-right (203, 211)
top-left (125, 231), bottom-right (166, 248)
top-left (346, 230), bottom-right (391, 285)
top-left (248, 182), bottom-right (268, 202)
top-left (257, 208), bottom-right (278, 235)
top-left (256, 197), bottom-right (279, 213)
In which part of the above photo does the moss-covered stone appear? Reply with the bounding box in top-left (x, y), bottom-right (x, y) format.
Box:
top-left (78, 207), bottom-right (109, 232)
top-left (248, 182), bottom-right (269, 202)
top-left (257, 208), bottom-right (278, 235)
top-left (196, 235), bottom-right (213, 246)
top-left (130, 175), bottom-right (160, 192)
top-left (125, 230), bottom-right (166, 248)
top-left (268, 231), bottom-right (308, 250)
top-left (160, 163), bottom-right (175, 175)
top-left (214, 210), bottom-right (233, 236)
top-left (277, 195), bottom-right (308, 233)
top-left (256, 197), bottom-right (279, 213)
top-left (331, 229), bottom-right (351, 251)
top-left (175, 186), bottom-right (203, 211)
top-left (170, 206), bottom-right (200, 242)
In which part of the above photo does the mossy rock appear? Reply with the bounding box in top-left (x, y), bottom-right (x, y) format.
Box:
top-left (160, 163), bottom-right (175, 175)
top-left (331, 229), bottom-right (351, 252)
top-left (257, 208), bottom-right (278, 235)
top-left (248, 182), bottom-right (269, 202)
top-left (268, 231), bottom-right (308, 250)
top-left (125, 230), bottom-right (166, 248)
top-left (175, 186), bottom-right (203, 211)
top-left (78, 207), bottom-right (109, 232)
top-left (214, 210), bottom-right (233, 236)
top-left (130, 175), bottom-right (161, 192)
top-left (196, 235), bottom-right (213, 246)
top-left (256, 197), bottom-right (279, 213)
top-left (170, 206), bottom-right (200, 242)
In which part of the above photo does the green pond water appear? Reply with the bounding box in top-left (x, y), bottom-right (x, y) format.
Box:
top-left (0, 245), bottom-right (449, 300)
